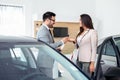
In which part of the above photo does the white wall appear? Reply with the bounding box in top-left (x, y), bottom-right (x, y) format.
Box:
top-left (32, 0), bottom-right (96, 22)
top-left (1, 0), bottom-right (120, 39)
top-left (24, 0), bottom-right (33, 36)
top-left (95, 0), bottom-right (120, 39)
top-left (0, 0), bottom-right (23, 5)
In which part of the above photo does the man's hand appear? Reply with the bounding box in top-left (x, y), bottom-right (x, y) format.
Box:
top-left (61, 37), bottom-right (69, 44)
top-left (56, 47), bottom-right (62, 52)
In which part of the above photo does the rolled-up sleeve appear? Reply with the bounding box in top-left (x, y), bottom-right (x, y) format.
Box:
top-left (90, 30), bottom-right (98, 61)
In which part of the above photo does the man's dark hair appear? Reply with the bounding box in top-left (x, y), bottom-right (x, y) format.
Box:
top-left (43, 11), bottom-right (56, 21)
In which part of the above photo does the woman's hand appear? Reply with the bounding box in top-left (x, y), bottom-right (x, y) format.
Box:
top-left (89, 62), bottom-right (95, 73)
top-left (68, 38), bottom-right (76, 43)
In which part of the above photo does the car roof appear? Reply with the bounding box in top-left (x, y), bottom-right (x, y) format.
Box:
top-left (0, 35), bottom-right (39, 43)
top-left (98, 34), bottom-right (120, 45)
top-left (112, 34), bottom-right (120, 39)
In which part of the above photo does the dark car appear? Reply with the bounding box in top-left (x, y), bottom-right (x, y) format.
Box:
top-left (93, 35), bottom-right (120, 80)
top-left (0, 35), bottom-right (90, 80)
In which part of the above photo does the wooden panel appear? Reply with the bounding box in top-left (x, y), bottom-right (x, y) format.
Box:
top-left (34, 21), bottom-right (79, 54)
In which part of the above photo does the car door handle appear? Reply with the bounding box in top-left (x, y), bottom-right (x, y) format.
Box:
top-left (100, 60), bottom-right (105, 65)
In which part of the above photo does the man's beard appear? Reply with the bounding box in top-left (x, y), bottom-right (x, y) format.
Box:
top-left (49, 25), bottom-right (54, 28)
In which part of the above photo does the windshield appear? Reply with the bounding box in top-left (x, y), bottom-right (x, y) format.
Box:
top-left (0, 42), bottom-right (89, 80)
top-left (30, 42), bottom-right (89, 80)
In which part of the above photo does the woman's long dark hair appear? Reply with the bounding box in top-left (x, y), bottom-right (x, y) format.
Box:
top-left (75, 14), bottom-right (94, 48)
top-left (76, 14), bottom-right (94, 38)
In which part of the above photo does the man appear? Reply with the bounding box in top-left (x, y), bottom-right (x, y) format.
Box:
top-left (36, 11), bottom-right (68, 78)
top-left (37, 11), bottom-right (68, 48)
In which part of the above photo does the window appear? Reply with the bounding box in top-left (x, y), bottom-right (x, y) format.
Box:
top-left (30, 45), bottom-right (86, 80)
top-left (102, 40), bottom-right (116, 56)
top-left (114, 37), bottom-right (120, 52)
top-left (0, 5), bottom-right (25, 35)
top-left (11, 48), bottom-right (27, 62)
top-left (97, 45), bottom-right (102, 54)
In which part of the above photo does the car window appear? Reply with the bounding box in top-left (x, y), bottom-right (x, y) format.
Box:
top-left (102, 40), bottom-right (116, 56)
top-left (0, 43), bottom-right (89, 80)
top-left (114, 37), bottom-right (120, 52)
top-left (31, 45), bottom-right (75, 80)
top-left (10, 47), bottom-right (37, 68)
top-left (97, 44), bottom-right (102, 54)
top-left (30, 44), bottom-right (89, 80)
top-left (0, 45), bottom-right (54, 80)
top-left (11, 48), bottom-right (27, 62)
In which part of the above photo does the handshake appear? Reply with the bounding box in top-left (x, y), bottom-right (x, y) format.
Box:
top-left (56, 37), bottom-right (76, 51)
top-left (61, 37), bottom-right (76, 44)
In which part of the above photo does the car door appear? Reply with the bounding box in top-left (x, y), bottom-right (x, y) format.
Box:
top-left (94, 39), bottom-right (118, 80)
top-left (100, 40), bottom-right (117, 74)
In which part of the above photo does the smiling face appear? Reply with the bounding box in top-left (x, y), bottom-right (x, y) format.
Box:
top-left (42, 11), bottom-right (56, 28)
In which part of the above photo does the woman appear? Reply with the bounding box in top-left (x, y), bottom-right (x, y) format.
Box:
top-left (69, 14), bottom-right (98, 77)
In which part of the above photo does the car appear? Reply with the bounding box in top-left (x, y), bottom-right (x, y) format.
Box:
top-left (0, 35), bottom-right (90, 80)
top-left (94, 35), bottom-right (120, 80)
